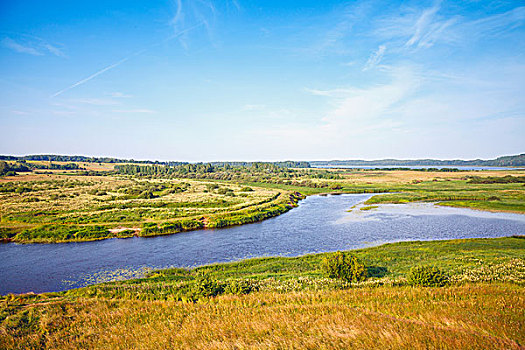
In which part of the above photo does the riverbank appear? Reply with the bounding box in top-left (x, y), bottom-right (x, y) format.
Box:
top-left (1, 236), bottom-right (524, 349)
top-left (1, 167), bottom-right (524, 243)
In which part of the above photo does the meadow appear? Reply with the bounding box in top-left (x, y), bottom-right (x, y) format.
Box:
top-left (1, 160), bottom-right (524, 243)
top-left (1, 237), bottom-right (524, 349)
top-left (1, 161), bottom-right (524, 348)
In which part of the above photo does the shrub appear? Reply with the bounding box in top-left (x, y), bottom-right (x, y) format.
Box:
top-left (224, 279), bottom-right (256, 295)
top-left (407, 266), bottom-right (449, 287)
top-left (322, 251), bottom-right (367, 282)
top-left (191, 274), bottom-right (223, 298)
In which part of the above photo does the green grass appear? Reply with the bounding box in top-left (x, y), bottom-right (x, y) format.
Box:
top-left (2, 170), bottom-right (524, 243)
top-left (1, 237), bottom-right (524, 349)
top-left (55, 236), bottom-right (525, 301)
top-left (362, 180), bottom-right (525, 213)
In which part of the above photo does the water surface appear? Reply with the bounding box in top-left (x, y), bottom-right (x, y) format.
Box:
top-left (311, 165), bottom-right (523, 170)
top-left (1, 194), bottom-right (524, 294)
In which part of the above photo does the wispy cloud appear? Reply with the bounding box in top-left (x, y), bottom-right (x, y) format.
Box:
top-left (363, 45), bottom-right (386, 71)
top-left (109, 92), bottom-right (133, 98)
top-left (321, 66), bottom-right (419, 132)
top-left (42, 43), bottom-right (65, 57)
top-left (304, 88), bottom-right (352, 97)
top-left (1, 34), bottom-right (65, 57)
top-left (466, 6), bottom-right (525, 38)
top-left (403, 5), bottom-right (456, 49)
top-left (374, 4), bottom-right (524, 53)
top-left (72, 98), bottom-right (119, 106)
top-left (51, 23), bottom-right (203, 98)
top-left (373, 4), bottom-right (460, 51)
top-left (112, 109), bottom-right (156, 114)
top-left (170, 0), bottom-right (240, 48)
top-left (2, 37), bottom-right (43, 56)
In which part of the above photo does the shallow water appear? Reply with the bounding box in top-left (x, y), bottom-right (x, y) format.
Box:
top-left (1, 194), bottom-right (524, 294)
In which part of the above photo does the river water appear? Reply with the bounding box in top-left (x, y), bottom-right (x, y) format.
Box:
top-left (1, 194), bottom-right (524, 294)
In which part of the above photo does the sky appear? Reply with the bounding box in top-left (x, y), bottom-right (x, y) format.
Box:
top-left (0, 0), bottom-right (524, 161)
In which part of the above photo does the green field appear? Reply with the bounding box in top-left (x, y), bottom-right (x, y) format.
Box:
top-left (2, 159), bottom-right (524, 348)
top-left (2, 237), bottom-right (524, 349)
top-left (1, 161), bottom-right (524, 243)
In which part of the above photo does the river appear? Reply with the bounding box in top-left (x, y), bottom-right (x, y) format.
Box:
top-left (1, 194), bottom-right (524, 294)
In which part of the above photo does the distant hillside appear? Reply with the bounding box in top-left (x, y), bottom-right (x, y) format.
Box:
top-left (0, 155), bottom-right (310, 168)
top-left (311, 154), bottom-right (525, 167)
top-left (2, 153), bottom-right (524, 168)
top-left (0, 154), bottom-right (181, 165)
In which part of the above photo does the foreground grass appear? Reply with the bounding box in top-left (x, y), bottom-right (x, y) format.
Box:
top-left (1, 284), bottom-right (523, 349)
top-left (1, 237), bottom-right (524, 349)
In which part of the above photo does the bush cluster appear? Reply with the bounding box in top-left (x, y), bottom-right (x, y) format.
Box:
top-left (189, 274), bottom-right (257, 299)
top-left (322, 251), bottom-right (367, 283)
top-left (407, 266), bottom-right (449, 287)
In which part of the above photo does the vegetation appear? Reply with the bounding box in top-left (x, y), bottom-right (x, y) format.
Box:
top-left (407, 266), bottom-right (449, 287)
top-left (321, 251), bottom-right (367, 282)
top-left (311, 153), bottom-right (525, 167)
top-left (1, 158), bottom-right (524, 243)
top-left (1, 156), bottom-right (524, 348)
top-left (466, 175), bottom-right (525, 184)
top-left (1, 237), bottom-right (524, 349)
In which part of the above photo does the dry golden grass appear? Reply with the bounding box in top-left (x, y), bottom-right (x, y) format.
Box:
top-left (1, 283), bottom-right (523, 349)
top-left (337, 169), bottom-right (525, 185)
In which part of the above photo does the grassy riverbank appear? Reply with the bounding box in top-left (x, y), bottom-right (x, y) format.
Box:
top-left (1, 237), bottom-right (524, 349)
top-left (1, 163), bottom-right (524, 243)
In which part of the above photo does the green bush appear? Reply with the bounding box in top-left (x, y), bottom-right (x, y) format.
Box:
top-left (407, 266), bottom-right (449, 287)
top-left (191, 274), bottom-right (223, 298)
top-left (224, 279), bottom-right (256, 295)
top-left (322, 251), bottom-right (367, 282)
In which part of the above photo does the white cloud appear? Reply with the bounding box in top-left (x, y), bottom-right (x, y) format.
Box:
top-left (109, 92), bottom-right (133, 98)
top-left (73, 98), bottom-right (119, 106)
top-left (1, 36), bottom-right (65, 57)
top-left (363, 45), bottom-right (386, 71)
top-left (374, 5), bottom-right (524, 53)
top-left (468, 6), bottom-right (525, 38)
top-left (321, 66), bottom-right (419, 133)
top-left (113, 109), bottom-right (156, 114)
top-left (2, 37), bottom-right (43, 56)
top-left (42, 43), bottom-right (65, 57)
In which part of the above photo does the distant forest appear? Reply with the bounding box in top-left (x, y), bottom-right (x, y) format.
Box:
top-left (0, 153), bottom-right (524, 167)
top-left (311, 154), bottom-right (525, 167)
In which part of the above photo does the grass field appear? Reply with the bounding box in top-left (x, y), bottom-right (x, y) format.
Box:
top-left (1, 237), bottom-right (524, 349)
top-left (0, 174), bottom-right (301, 242)
top-left (0, 163), bottom-right (524, 243)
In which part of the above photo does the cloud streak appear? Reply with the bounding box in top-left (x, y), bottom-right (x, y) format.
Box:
top-left (2, 37), bottom-right (43, 56)
top-left (363, 45), bottom-right (386, 70)
top-left (51, 24), bottom-right (203, 98)
top-left (51, 55), bottom-right (133, 97)
top-left (1, 34), bottom-right (65, 57)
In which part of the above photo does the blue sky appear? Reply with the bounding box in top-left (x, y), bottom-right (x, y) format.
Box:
top-left (1, 0), bottom-right (524, 161)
